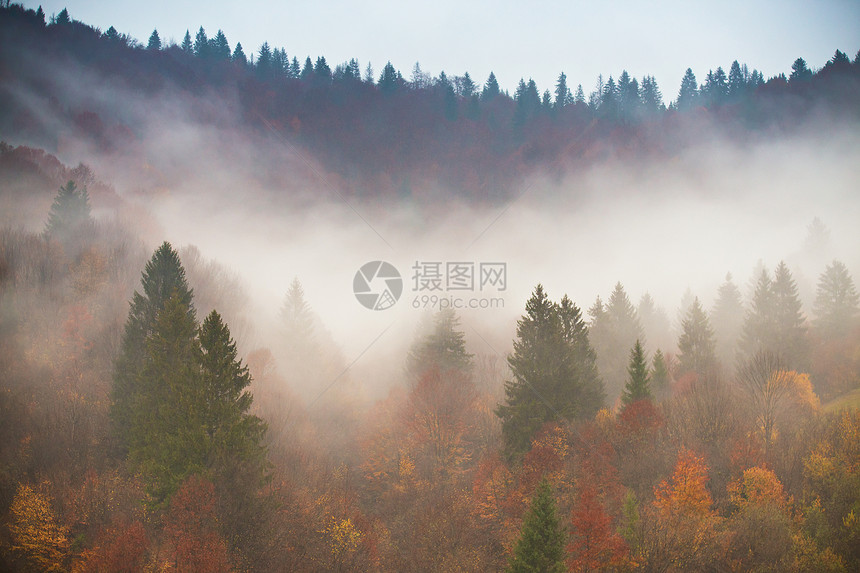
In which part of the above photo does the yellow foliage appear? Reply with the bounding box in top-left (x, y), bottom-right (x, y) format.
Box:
top-left (8, 482), bottom-right (70, 572)
top-left (323, 516), bottom-right (362, 558)
top-left (728, 466), bottom-right (786, 511)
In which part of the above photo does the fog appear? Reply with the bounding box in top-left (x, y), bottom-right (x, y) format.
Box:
top-left (7, 60), bottom-right (860, 402)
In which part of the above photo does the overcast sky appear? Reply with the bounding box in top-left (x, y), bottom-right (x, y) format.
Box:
top-left (25, 0), bottom-right (860, 99)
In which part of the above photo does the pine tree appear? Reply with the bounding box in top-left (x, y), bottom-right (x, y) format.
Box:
top-left (497, 285), bottom-right (604, 460)
top-left (640, 75), bottom-right (663, 115)
top-left (407, 308), bottom-right (472, 380)
top-left (482, 71), bottom-right (500, 100)
top-left (789, 58), bottom-right (812, 84)
top-left (593, 283), bottom-right (645, 401)
top-left (54, 7), bottom-right (70, 25)
top-left (256, 42), bottom-right (272, 77)
top-left (378, 61), bottom-right (398, 93)
top-left (559, 295), bottom-right (605, 414)
top-left (181, 30), bottom-right (193, 54)
top-left (232, 43), bottom-right (247, 66)
top-left (676, 68), bottom-right (698, 110)
top-left (44, 180), bottom-right (91, 244)
top-left (711, 273), bottom-right (745, 368)
top-left (740, 268), bottom-right (774, 358)
top-left (554, 72), bottom-right (571, 109)
top-left (146, 29), bottom-right (161, 51)
top-left (112, 243), bottom-right (195, 450)
top-left (210, 30), bottom-right (230, 60)
top-left (198, 310), bottom-right (267, 486)
top-left (507, 478), bottom-right (565, 573)
top-left (193, 26), bottom-right (209, 58)
top-left (771, 261), bottom-right (807, 369)
top-left (651, 349), bottom-right (669, 396)
top-left (622, 340), bottom-right (651, 406)
top-left (728, 60), bottom-right (746, 98)
top-left (814, 260), bottom-right (860, 339)
top-left (678, 297), bottom-right (718, 377)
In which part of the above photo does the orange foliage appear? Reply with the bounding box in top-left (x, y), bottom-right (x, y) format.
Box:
top-left (79, 519), bottom-right (148, 572)
top-left (567, 483), bottom-right (629, 572)
top-left (727, 466), bottom-right (787, 511)
top-left (654, 448), bottom-right (713, 518)
top-left (163, 475), bottom-right (231, 572)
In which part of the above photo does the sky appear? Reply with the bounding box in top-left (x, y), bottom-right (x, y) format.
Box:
top-left (25, 0), bottom-right (860, 98)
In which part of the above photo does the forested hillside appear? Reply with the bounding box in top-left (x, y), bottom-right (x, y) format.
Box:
top-left (1, 4), bottom-right (859, 572)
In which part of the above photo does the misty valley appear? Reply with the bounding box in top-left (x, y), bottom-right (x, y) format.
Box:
top-left (1, 4), bottom-right (860, 572)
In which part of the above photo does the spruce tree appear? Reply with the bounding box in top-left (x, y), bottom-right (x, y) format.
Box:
top-left (711, 273), bottom-right (745, 368)
top-left (622, 340), bottom-right (651, 406)
top-left (130, 291), bottom-right (204, 502)
top-left (497, 285), bottom-right (604, 461)
top-left (112, 243), bottom-right (195, 450)
top-left (146, 29), bottom-right (161, 51)
top-left (193, 26), bottom-right (209, 58)
top-left (771, 261), bottom-right (807, 369)
top-left (406, 308), bottom-right (472, 381)
top-left (651, 349), bottom-right (669, 396)
top-left (507, 478), bottom-right (565, 573)
top-left (814, 260), bottom-right (859, 339)
top-left (740, 268), bottom-right (774, 358)
top-left (678, 297), bottom-right (718, 377)
top-left (676, 68), bottom-right (698, 110)
top-left (181, 30), bottom-right (193, 54)
top-left (198, 310), bottom-right (267, 486)
top-left (44, 180), bottom-right (91, 244)
top-left (482, 71), bottom-right (500, 100)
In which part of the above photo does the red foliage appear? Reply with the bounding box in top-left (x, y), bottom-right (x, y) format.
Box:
top-left (163, 475), bottom-right (231, 572)
top-left (567, 483), bottom-right (628, 572)
top-left (81, 519), bottom-right (148, 572)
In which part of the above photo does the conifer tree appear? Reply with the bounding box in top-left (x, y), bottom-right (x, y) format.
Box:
top-left (181, 30), bottom-right (193, 54)
top-left (482, 71), bottom-right (500, 100)
top-left (193, 26), bottom-right (209, 58)
top-left (814, 260), bottom-right (859, 339)
top-left (497, 286), bottom-right (604, 460)
top-left (44, 180), bottom-right (91, 244)
top-left (678, 297), bottom-right (718, 377)
top-left (147, 29), bottom-right (161, 51)
top-left (507, 478), bottom-right (565, 573)
top-left (406, 308), bottom-right (472, 380)
top-left (676, 68), bottom-right (698, 110)
top-left (112, 242), bottom-right (195, 450)
top-left (740, 268), bottom-right (773, 358)
top-left (771, 261), bottom-right (807, 369)
top-left (651, 349), bottom-right (669, 396)
top-left (711, 273), bottom-right (745, 368)
top-left (622, 340), bottom-right (651, 406)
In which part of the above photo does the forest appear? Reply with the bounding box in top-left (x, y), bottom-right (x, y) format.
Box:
top-left (1, 3), bottom-right (860, 572)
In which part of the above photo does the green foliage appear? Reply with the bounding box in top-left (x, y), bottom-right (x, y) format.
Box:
top-left (507, 478), bottom-right (565, 573)
top-left (622, 340), bottom-right (652, 406)
top-left (112, 242), bottom-right (194, 449)
top-left (650, 349), bottom-right (669, 395)
top-left (497, 285), bottom-right (604, 461)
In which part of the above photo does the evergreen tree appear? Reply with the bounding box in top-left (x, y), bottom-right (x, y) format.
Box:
top-left (198, 310), bottom-right (267, 487)
top-left (130, 291), bottom-right (204, 502)
top-left (497, 285), bottom-right (604, 460)
top-left (314, 56), bottom-right (332, 82)
top-left (256, 42), bottom-right (272, 77)
top-left (554, 72), bottom-right (571, 109)
top-left (507, 478), bottom-right (565, 573)
top-left (703, 66), bottom-right (728, 106)
top-left (638, 293), bottom-right (672, 356)
top-left (54, 7), bottom-right (70, 25)
top-left (482, 71), bottom-right (500, 100)
top-left (193, 26), bottom-right (209, 58)
top-left (651, 349), bottom-right (669, 397)
top-left (290, 57), bottom-right (301, 78)
top-left (210, 30), bottom-right (230, 60)
top-left (711, 273), bottom-right (745, 368)
top-left (677, 297), bottom-right (718, 377)
top-left (622, 340), bottom-right (652, 406)
top-left (180, 30), bottom-right (193, 54)
top-left (618, 70), bottom-right (640, 120)
top-left (639, 75), bottom-right (663, 115)
top-left (740, 268), bottom-right (773, 358)
top-left (789, 58), bottom-right (812, 83)
top-left (814, 260), bottom-right (859, 339)
top-left (406, 308), bottom-right (472, 380)
top-left (44, 180), bottom-right (91, 244)
top-left (676, 68), bottom-right (698, 110)
top-left (574, 84), bottom-right (586, 104)
top-left (301, 56), bottom-right (314, 80)
top-left (558, 295), bottom-right (605, 415)
top-left (771, 261), bottom-right (807, 368)
top-left (593, 283), bottom-right (645, 401)
top-left (727, 60), bottom-right (746, 98)
top-left (102, 26), bottom-right (120, 43)
top-left (378, 61), bottom-right (398, 93)
top-left (146, 29), bottom-right (161, 51)
top-left (232, 42), bottom-right (247, 66)
top-left (112, 243), bottom-right (195, 450)
top-left (599, 76), bottom-right (619, 120)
